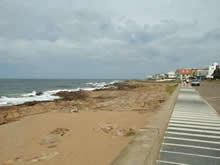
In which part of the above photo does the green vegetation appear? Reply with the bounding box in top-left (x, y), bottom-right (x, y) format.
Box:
top-left (166, 84), bottom-right (178, 94)
top-left (125, 130), bottom-right (136, 136)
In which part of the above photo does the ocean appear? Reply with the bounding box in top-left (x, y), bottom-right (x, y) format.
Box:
top-left (0, 79), bottom-right (120, 107)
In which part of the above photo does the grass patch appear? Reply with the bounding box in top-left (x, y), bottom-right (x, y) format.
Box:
top-left (166, 84), bottom-right (178, 94)
top-left (125, 130), bottom-right (136, 136)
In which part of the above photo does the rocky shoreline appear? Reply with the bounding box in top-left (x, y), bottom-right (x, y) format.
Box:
top-left (0, 80), bottom-right (177, 125)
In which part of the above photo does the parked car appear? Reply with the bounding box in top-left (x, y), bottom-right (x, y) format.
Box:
top-left (191, 79), bottom-right (200, 86)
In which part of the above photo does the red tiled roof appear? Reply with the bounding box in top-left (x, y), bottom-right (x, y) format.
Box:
top-left (178, 69), bottom-right (192, 75)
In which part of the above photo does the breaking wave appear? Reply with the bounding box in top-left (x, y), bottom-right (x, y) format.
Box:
top-left (0, 80), bottom-right (120, 107)
top-left (86, 80), bottom-right (119, 88)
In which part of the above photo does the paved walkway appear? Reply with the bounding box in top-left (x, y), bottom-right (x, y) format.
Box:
top-left (157, 86), bottom-right (220, 165)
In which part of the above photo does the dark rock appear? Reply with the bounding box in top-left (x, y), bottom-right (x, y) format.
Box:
top-left (36, 92), bottom-right (43, 96)
top-left (23, 101), bottom-right (38, 106)
top-left (17, 100), bottom-right (52, 107)
top-left (114, 83), bottom-right (137, 90)
top-left (54, 90), bottom-right (88, 101)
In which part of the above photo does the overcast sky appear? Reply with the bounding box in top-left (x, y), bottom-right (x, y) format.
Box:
top-left (1, 0), bottom-right (220, 79)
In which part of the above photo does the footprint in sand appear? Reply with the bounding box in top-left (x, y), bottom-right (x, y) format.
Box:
top-left (40, 128), bottom-right (70, 147)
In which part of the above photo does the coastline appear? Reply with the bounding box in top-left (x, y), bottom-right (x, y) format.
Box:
top-left (0, 79), bottom-right (120, 107)
top-left (0, 80), bottom-right (178, 165)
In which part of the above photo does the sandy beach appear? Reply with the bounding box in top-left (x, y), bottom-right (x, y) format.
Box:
top-left (0, 80), bottom-right (177, 165)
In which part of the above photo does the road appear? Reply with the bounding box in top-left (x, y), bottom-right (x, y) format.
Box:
top-left (157, 86), bottom-right (220, 165)
top-left (194, 80), bottom-right (220, 114)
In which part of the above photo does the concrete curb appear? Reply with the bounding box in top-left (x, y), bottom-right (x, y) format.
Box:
top-left (111, 84), bottom-right (180, 165)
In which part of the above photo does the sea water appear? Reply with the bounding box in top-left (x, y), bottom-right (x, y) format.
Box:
top-left (0, 79), bottom-right (120, 107)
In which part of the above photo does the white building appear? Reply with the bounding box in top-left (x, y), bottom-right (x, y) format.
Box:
top-left (206, 62), bottom-right (219, 79)
top-left (167, 71), bottom-right (176, 79)
top-left (146, 75), bottom-right (153, 80)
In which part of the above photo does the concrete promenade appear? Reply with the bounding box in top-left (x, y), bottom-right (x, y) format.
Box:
top-left (157, 86), bottom-right (220, 165)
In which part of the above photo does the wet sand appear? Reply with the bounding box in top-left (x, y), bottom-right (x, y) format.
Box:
top-left (0, 81), bottom-right (177, 165)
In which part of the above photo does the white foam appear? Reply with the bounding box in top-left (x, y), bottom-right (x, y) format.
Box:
top-left (86, 80), bottom-right (119, 88)
top-left (0, 89), bottom-right (78, 107)
top-left (0, 80), bottom-right (120, 107)
top-left (22, 91), bottom-right (37, 97)
top-left (0, 93), bottom-right (60, 107)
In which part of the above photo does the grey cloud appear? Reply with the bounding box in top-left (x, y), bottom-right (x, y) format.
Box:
top-left (202, 28), bottom-right (220, 41)
top-left (1, 0), bottom-right (220, 78)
